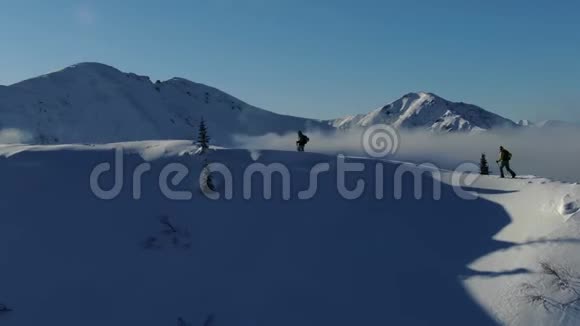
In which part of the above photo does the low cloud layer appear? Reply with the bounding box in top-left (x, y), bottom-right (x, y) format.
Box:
top-left (0, 128), bottom-right (33, 144)
top-left (234, 127), bottom-right (580, 182)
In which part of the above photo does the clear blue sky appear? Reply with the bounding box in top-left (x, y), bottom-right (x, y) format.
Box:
top-left (0, 0), bottom-right (578, 122)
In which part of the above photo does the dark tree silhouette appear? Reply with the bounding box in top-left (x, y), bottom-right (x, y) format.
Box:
top-left (480, 153), bottom-right (490, 175)
top-left (197, 117), bottom-right (210, 153)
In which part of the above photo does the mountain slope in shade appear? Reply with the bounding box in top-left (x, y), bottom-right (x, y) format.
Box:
top-left (328, 92), bottom-right (518, 132)
top-left (0, 62), bottom-right (331, 145)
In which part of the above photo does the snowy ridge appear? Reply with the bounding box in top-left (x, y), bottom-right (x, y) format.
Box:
top-left (1, 142), bottom-right (580, 325)
top-left (0, 62), bottom-right (332, 145)
top-left (328, 92), bottom-right (518, 132)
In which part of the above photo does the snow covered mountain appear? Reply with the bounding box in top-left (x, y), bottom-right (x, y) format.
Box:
top-left (328, 92), bottom-right (518, 132)
top-left (0, 63), bottom-right (535, 146)
top-left (0, 62), bottom-right (331, 145)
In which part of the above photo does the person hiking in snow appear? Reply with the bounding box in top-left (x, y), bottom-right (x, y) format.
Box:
top-left (496, 146), bottom-right (517, 179)
top-left (296, 131), bottom-right (309, 152)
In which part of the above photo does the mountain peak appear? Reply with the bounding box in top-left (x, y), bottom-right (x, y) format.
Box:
top-left (330, 91), bottom-right (517, 132)
top-left (10, 62), bottom-right (155, 90)
top-left (67, 62), bottom-right (118, 69)
top-left (56, 62), bottom-right (124, 76)
top-left (400, 91), bottom-right (441, 101)
top-left (378, 91), bottom-right (441, 114)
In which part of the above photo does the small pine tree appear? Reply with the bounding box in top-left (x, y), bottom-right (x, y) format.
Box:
top-left (197, 117), bottom-right (210, 153)
top-left (480, 153), bottom-right (490, 175)
top-left (200, 159), bottom-right (215, 193)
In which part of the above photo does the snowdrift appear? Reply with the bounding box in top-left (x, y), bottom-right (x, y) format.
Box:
top-left (0, 142), bottom-right (579, 325)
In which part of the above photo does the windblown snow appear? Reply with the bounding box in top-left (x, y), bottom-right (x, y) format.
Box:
top-left (1, 142), bottom-right (580, 325)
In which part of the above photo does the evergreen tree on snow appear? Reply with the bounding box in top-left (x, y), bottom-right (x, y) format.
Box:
top-left (197, 117), bottom-right (210, 153)
top-left (480, 153), bottom-right (490, 175)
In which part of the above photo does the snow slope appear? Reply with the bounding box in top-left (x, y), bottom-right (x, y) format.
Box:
top-left (1, 142), bottom-right (580, 325)
top-left (329, 92), bottom-right (518, 132)
top-left (0, 63), bottom-right (331, 145)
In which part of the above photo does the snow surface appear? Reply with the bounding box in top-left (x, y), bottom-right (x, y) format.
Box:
top-left (1, 141), bottom-right (580, 325)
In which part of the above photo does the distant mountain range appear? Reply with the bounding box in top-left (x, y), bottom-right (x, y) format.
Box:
top-left (0, 62), bottom-right (573, 145)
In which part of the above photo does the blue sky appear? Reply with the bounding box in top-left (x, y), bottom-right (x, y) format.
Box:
top-left (0, 0), bottom-right (578, 122)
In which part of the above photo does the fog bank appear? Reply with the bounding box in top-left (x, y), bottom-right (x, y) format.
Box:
top-left (234, 128), bottom-right (580, 182)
